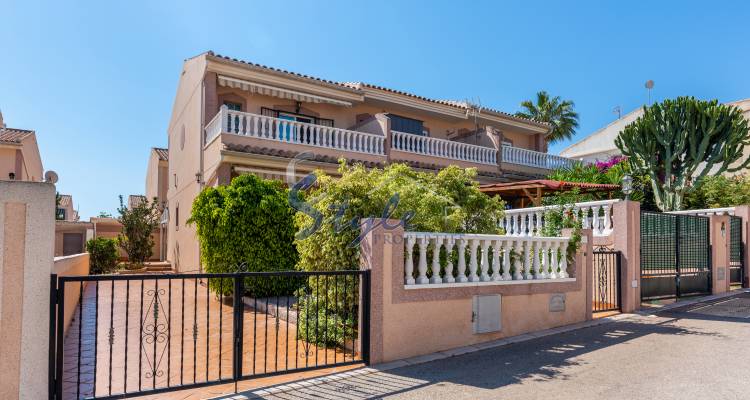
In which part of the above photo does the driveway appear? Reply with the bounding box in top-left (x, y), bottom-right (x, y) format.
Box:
top-left (233, 292), bottom-right (750, 400)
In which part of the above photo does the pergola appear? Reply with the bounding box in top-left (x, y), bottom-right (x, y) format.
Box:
top-left (479, 179), bottom-right (621, 207)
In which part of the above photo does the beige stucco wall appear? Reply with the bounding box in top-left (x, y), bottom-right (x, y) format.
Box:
top-left (166, 55), bottom-right (207, 272)
top-left (53, 253), bottom-right (90, 336)
top-left (0, 181), bottom-right (55, 400)
top-left (54, 221), bottom-right (92, 257)
top-left (92, 219), bottom-right (161, 262)
top-left (0, 147), bottom-right (17, 180)
top-left (360, 218), bottom-right (593, 364)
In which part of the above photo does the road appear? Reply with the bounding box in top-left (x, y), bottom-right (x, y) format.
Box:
top-left (236, 292), bottom-right (750, 400)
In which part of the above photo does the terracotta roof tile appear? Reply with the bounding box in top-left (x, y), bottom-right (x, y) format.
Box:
top-left (207, 52), bottom-right (548, 128)
top-left (153, 147), bottom-right (168, 161)
top-left (0, 128), bottom-right (34, 144)
top-left (58, 194), bottom-right (73, 207)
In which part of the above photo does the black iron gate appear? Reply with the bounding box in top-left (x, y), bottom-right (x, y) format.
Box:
top-left (49, 270), bottom-right (370, 400)
top-left (593, 251), bottom-right (621, 312)
top-left (640, 211), bottom-right (711, 300)
top-left (730, 215), bottom-right (745, 286)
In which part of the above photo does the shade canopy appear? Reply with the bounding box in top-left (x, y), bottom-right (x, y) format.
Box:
top-left (480, 179), bottom-right (620, 207)
top-left (218, 75), bottom-right (353, 107)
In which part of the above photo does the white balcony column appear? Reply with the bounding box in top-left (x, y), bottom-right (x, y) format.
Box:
top-left (534, 211), bottom-right (542, 235)
top-left (456, 239), bottom-right (468, 283)
top-left (538, 240), bottom-right (548, 279)
top-left (416, 237), bottom-right (429, 284)
top-left (491, 239), bottom-right (502, 281)
top-left (511, 214), bottom-right (518, 236)
top-left (523, 240), bottom-right (533, 280)
top-left (480, 239), bottom-right (491, 281)
top-left (502, 239), bottom-right (512, 280)
top-left (559, 242), bottom-right (569, 279)
top-left (430, 236), bottom-right (443, 284)
top-left (532, 241), bottom-right (542, 279)
top-left (503, 215), bottom-right (510, 234)
top-left (444, 238), bottom-right (456, 283)
top-left (512, 239), bottom-right (524, 280)
top-left (591, 205), bottom-right (602, 235)
top-left (468, 239), bottom-right (480, 282)
top-left (404, 236), bottom-right (416, 285)
top-left (581, 206), bottom-right (591, 229)
top-left (602, 205), bottom-right (613, 235)
top-left (549, 241), bottom-right (560, 279)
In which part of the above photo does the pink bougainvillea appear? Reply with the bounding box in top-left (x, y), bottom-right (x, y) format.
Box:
top-left (594, 155), bottom-right (627, 172)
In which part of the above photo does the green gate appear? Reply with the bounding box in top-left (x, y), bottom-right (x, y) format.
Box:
top-left (640, 211), bottom-right (711, 300)
top-left (730, 215), bottom-right (744, 286)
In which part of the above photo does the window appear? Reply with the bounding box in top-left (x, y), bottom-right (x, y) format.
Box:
top-left (56, 208), bottom-right (66, 221)
top-left (224, 101), bottom-right (242, 111)
top-left (387, 114), bottom-right (425, 136)
top-left (175, 205), bottom-right (179, 230)
top-left (260, 107), bottom-right (334, 127)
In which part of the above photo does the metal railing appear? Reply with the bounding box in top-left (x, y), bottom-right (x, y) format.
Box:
top-left (667, 207), bottom-right (735, 216)
top-left (50, 270), bottom-right (370, 400)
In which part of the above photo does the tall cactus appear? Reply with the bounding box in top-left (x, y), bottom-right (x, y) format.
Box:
top-left (615, 97), bottom-right (750, 211)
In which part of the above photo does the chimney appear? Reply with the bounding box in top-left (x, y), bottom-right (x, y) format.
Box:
top-left (0, 109), bottom-right (5, 128)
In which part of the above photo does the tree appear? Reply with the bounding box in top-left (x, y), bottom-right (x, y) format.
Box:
top-left (117, 195), bottom-right (160, 265)
top-left (615, 97), bottom-right (750, 211)
top-left (86, 237), bottom-right (119, 274)
top-left (515, 91), bottom-right (579, 144)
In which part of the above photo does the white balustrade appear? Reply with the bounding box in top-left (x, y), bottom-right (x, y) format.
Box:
top-left (667, 207), bottom-right (735, 216)
top-left (502, 199), bottom-right (621, 237)
top-left (403, 232), bottom-right (573, 287)
top-left (502, 146), bottom-right (576, 170)
top-left (391, 130), bottom-right (497, 165)
top-left (205, 106), bottom-right (386, 155)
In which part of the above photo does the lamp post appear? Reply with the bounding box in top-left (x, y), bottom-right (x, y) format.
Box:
top-left (622, 174), bottom-right (633, 201)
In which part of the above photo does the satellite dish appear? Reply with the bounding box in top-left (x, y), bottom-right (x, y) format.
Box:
top-left (44, 170), bottom-right (59, 184)
top-left (645, 80), bottom-right (654, 89)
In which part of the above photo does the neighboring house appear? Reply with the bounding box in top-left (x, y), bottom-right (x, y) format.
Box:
top-left (56, 194), bottom-right (79, 222)
top-left (54, 194), bottom-right (90, 257)
top-left (145, 147), bottom-right (169, 207)
top-left (560, 99), bottom-right (750, 163)
top-left (163, 51), bottom-right (577, 272)
top-left (0, 110), bottom-right (44, 182)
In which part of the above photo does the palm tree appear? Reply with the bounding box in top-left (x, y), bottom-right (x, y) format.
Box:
top-left (515, 91), bottom-right (579, 144)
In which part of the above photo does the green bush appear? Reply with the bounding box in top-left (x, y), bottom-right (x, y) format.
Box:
top-left (117, 195), bottom-right (160, 264)
top-left (683, 174), bottom-right (750, 209)
top-left (294, 163), bottom-right (505, 344)
top-left (86, 237), bottom-right (119, 274)
top-left (189, 174), bottom-right (300, 297)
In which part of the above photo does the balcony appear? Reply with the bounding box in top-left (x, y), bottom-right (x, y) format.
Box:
top-left (205, 107), bottom-right (576, 175)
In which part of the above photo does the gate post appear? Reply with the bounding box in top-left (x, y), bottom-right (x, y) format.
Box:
top-left (709, 215), bottom-right (731, 294)
top-left (611, 200), bottom-right (640, 312)
top-left (732, 205), bottom-right (750, 288)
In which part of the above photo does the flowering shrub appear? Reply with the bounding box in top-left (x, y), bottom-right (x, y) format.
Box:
top-left (594, 155), bottom-right (627, 172)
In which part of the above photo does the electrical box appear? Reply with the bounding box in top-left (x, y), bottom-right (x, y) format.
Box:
top-left (472, 295), bottom-right (501, 334)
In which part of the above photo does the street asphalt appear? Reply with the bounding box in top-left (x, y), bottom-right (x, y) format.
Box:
top-left (240, 292), bottom-right (750, 400)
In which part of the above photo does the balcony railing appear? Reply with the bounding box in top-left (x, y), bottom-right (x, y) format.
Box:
top-left (391, 130), bottom-right (497, 165)
top-left (403, 232), bottom-right (572, 287)
top-left (502, 146), bottom-right (576, 170)
top-left (206, 107), bottom-right (386, 155)
top-left (502, 199), bottom-right (621, 237)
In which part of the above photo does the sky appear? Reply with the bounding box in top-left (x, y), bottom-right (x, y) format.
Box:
top-left (2, 1), bottom-right (750, 219)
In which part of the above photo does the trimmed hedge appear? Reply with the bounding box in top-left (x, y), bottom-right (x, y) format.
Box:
top-left (189, 174), bottom-right (300, 297)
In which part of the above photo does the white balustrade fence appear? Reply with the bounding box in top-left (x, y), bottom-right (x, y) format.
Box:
top-left (667, 207), bottom-right (735, 216)
top-left (391, 131), bottom-right (497, 165)
top-left (205, 106), bottom-right (386, 155)
top-left (502, 199), bottom-right (620, 237)
top-left (502, 146), bottom-right (576, 170)
top-left (403, 232), bottom-right (572, 287)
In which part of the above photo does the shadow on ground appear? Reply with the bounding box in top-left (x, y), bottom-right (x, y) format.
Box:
top-left (232, 305), bottom-right (743, 400)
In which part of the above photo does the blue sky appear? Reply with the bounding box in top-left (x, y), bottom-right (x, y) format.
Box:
top-left (2, 1), bottom-right (750, 219)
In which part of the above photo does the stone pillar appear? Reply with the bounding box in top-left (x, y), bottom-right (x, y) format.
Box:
top-left (732, 205), bottom-right (750, 288)
top-left (709, 214), bottom-right (731, 294)
top-left (0, 181), bottom-right (56, 400)
top-left (611, 200), bottom-right (641, 313)
top-left (359, 218), bottom-right (404, 365)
